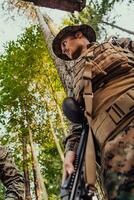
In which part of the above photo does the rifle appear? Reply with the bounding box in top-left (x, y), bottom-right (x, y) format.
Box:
top-left (61, 97), bottom-right (92, 200)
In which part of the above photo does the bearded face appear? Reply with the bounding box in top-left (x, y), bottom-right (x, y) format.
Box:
top-left (60, 32), bottom-right (90, 60)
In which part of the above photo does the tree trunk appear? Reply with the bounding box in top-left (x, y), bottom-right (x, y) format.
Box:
top-left (31, 150), bottom-right (40, 200)
top-left (44, 74), bottom-right (68, 136)
top-left (49, 117), bottom-right (64, 162)
top-left (28, 125), bottom-right (48, 200)
top-left (22, 136), bottom-right (32, 200)
top-left (43, 13), bottom-right (59, 37)
top-left (46, 102), bottom-right (64, 162)
top-left (49, 79), bottom-right (68, 136)
top-left (56, 103), bottom-right (68, 136)
top-left (102, 20), bottom-right (134, 35)
top-left (35, 6), bottom-right (74, 95)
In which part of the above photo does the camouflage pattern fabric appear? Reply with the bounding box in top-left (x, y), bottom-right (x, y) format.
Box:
top-left (0, 146), bottom-right (24, 200)
top-left (102, 119), bottom-right (134, 200)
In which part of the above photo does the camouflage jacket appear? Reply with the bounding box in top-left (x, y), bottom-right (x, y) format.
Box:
top-left (64, 37), bottom-right (134, 154)
top-left (0, 146), bottom-right (24, 200)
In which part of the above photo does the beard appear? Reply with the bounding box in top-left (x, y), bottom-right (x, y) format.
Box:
top-left (71, 46), bottom-right (83, 60)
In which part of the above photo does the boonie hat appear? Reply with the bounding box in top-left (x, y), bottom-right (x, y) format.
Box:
top-left (52, 24), bottom-right (96, 61)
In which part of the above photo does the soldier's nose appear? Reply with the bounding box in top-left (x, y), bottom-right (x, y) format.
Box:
top-left (62, 48), bottom-right (65, 54)
top-left (62, 47), bottom-right (68, 55)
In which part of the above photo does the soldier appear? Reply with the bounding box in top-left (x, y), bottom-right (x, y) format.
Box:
top-left (0, 145), bottom-right (24, 200)
top-left (52, 24), bottom-right (134, 200)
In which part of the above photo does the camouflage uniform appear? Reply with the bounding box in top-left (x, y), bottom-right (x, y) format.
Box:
top-left (66, 39), bottom-right (134, 200)
top-left (102, 119), bottom-right (134, 200)
top-left (0, 146), bottom-right (24, 200)
top-left (52, 25), bottom-right (134, 200)
top-left (65, 38), bottom-right (134, 200)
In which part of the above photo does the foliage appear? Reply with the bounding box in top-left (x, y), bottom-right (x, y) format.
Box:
top-left (0, 25), bottom-right (66, 199)
top-left (63, 0), bottom-right (134, 39)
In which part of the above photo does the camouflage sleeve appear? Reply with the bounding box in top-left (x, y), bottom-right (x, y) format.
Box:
top-left (63, 86), bottom-right (84, 154)
top-left (63, 122), bottom-right (82, 154)
top-left (109, 36), bottom-right (134, 52)
top-left (117, 37), bottom-right (134, 52)
top-left (0, 146), bottom-right (24, 200)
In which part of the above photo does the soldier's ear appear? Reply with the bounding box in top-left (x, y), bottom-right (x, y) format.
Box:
top-left (75, 31), bottom-right (83, 39)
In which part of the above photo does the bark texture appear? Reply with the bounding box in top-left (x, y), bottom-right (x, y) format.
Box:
top-left (22, 136), bottom-right (32, 200)
top-left (35, 7), bottom-right (74, 95)
top-left (28, 126), bottom-right (48, 200)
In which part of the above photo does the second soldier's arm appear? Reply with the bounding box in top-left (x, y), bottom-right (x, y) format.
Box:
top-left (0, 146), bottom-right (24, 200)
top-left (117, 37), bottom-right (134, 52)
top-left (109, 36), bottom-right (134, 52)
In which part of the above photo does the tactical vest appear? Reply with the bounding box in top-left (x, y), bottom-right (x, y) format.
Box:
top-left (73, 41), bottom-right (134, 147)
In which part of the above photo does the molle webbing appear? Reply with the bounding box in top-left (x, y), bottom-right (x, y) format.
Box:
top-left (92, 87), bottom-right (134, 148)
top-left (73, 45), bottom-right (96, 101)
top-left (73, 41), bottom-right (134, 149)
top-left (72, 42), bottom-right (134, 186)
top-left (73, 42), bottom-right (134, 100)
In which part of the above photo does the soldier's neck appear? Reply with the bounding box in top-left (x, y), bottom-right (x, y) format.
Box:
top-left (81, 42), bottom-right (90, 54)
top-left (80, 43), bottom-right (96, 58)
